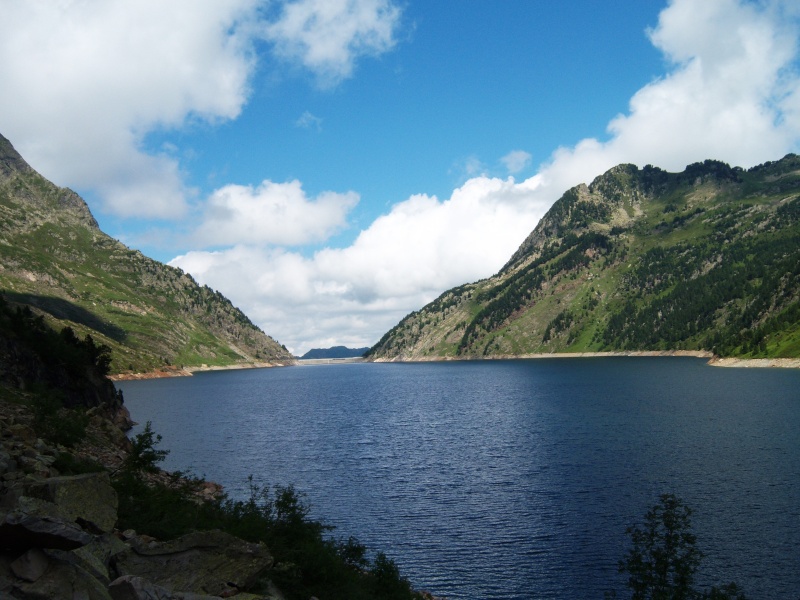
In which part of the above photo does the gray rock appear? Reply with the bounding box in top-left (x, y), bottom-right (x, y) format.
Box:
top-left (0, 511), bottom-right (93, 551)
top-left (7, 553), bottom-right (113, 600)
top-left (108, 574), bottom-right (226, 599)
top-left (108, 574), bottom-right (174, 599)
top-left (10, 547), bottom-right (49, 582)
top-left (113, 530), bottom-right (273, 596)
top-left (24, 471), bottom-right (118, 533)
top-left (49, 532), bottom-right (130, 586)
top-left (0, 449), bottom-right (13, 476)
top-left (6, 424), bottom-right (36, 445)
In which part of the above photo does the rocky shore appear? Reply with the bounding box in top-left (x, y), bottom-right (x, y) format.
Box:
top-left (0, 396), bottom-right (282, 599)
top-left (108, 361), bottom-right (293, 382)
top-left (371, 349), bottom-right (800, 368)
top-left (706, 356), bottom-right (800, 368)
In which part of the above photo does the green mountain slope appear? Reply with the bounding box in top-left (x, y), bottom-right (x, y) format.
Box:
top-left (0, 133), bottom-right (293, 373)
top-left (368, 156), bottom-right (800, 361)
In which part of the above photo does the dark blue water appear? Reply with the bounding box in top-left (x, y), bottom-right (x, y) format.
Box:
top-left (118, 357), bottom-right (800, 599)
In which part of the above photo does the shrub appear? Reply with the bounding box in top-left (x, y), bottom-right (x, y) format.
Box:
top-left (111, 426), bottom-right (423, 600)
top-left (611, 494), bottom-right (747, 600)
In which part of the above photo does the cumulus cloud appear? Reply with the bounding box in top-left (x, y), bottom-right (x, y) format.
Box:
top-left (0, 0), bottom-right (402, 219)
top-left (173, 0), bottom-right (800, 354)
top-left (0, 0), bottom-right (260, 218)
top-left (263, 0), bottom-right (402, 88)
top-left (536, 0), bottom-right (800, 191)
top-left (172, 175), bottom-right (550, 352)
top-left (192, 180), bottom-right (359, 246)
top-left (501, 150), bottom-right (532, 174)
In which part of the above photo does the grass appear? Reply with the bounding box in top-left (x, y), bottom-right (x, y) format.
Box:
top-left (2, 171), bottom-right (291, 373)
top-left (371, 165), bottom-right (799, 361)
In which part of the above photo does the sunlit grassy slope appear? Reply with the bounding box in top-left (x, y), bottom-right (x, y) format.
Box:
top-left (0, 133), bottom-right (293, 373)
top-left (368, 157), bottom-right (800, 361)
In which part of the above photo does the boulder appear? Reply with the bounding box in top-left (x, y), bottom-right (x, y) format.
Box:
top-left (77, 532), bottom-right (130, 584)
top-left (10, 547), bottom-right (49, 582)
top-left (108, 574), bottom-right (224, 599)
top-left (24, 471), bottom-right (118, 532)
top-left (2, 552), bottom-right (113, 599)
top-left (45, 532), bottom-right (129, 587)
top-left (0, 511), bottom-right (93, 551)
top-left (113, 530), bottom-right (273, 596)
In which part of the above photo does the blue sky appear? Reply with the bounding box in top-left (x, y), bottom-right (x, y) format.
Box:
top-left (2, 0), bottom-right (800, 354)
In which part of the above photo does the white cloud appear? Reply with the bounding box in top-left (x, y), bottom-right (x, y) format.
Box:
top-left (173, 0), bottom-right (800, 354)
top-left (263, 0), bottom-right (402, 88)
top-left (537, 0), bottom-right (800, 189)
top-left (0, 0), bottom-right (402, 219)
top-left (0, 0), bottom-right (260, 218)
top-left (501, 150), bottom-right (532, 174)
top-left (192, 180), bottom-right (359, 246)
top-left (172, 175), bottom-right (550, 353)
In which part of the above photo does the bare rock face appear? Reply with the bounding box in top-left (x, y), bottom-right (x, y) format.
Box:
top-left (113, 530), bottom-right (274, 597)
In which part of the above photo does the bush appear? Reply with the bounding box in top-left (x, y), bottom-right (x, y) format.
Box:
top-left (122, 421), bottom-right (169, 474)
top-left (111, 426), bottom-right (423, 600)
top-left (611, 494), bottom-right (747, 600)
top-left (30, 384), bottom-right (89, 447)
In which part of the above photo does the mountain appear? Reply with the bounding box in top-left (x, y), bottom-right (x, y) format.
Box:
top-left (299, 346), bottom-right (369, 359)
top-left (368, 156), bottom-right (800, 361)
top-left (0, 133), bottom-right (293, 373)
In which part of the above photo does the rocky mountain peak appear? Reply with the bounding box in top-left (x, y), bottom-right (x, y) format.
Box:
top-left (0, 134), bottom-right (99, 231)
top-left (0, 133), bottom-right (34, 179)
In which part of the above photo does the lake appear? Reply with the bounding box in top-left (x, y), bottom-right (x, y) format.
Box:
top-left (117, 357), bottom-right (800, 599)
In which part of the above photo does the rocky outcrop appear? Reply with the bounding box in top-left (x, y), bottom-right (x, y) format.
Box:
top-left (0, 399), bottom-right (281, 600)
top-left (114, 530), bottom-right (273, 596)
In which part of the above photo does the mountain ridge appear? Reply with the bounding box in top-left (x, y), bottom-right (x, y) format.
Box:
top-left (0, 133), bottom-right (294, 373)
top-left (299, 346), bottom-right (369, 359)
top-left (367, 156), bottom-right (800, 362)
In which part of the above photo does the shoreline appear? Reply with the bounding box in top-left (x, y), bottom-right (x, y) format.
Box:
top-left (371, 350), bottom-right (800, 369)
top-left (108, 360), bottom-right (294, 381)
top-left (108, 351), bottom-right (800, 380)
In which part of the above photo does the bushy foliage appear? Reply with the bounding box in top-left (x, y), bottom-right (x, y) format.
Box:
top-left (112, 424), bottom-right (422, 600)
top-left (611, 494), bottom-right (747, 600)
top-left (121, 421), bottom-right (170, 474)
top-left (30, 385), bottom-right (89, 447)
top-left (0, 295), bottom-right (115, 405)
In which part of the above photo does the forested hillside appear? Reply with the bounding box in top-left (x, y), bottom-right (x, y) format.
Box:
top-left (0, 133), bottom-right (293, 373)
top-left (368, 156), bottom-right (800, 361)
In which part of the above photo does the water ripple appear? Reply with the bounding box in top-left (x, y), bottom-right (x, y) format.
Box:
top-left (120, 358), bottom-right (800, 599)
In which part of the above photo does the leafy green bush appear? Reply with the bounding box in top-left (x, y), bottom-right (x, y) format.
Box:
top-left (112, 424), bottom-right (423, 600)
top-left (121, 421), bottom-right (169, 474)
